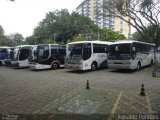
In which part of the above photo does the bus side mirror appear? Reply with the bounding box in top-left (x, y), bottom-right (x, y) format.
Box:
top-left (132, 47), bottom-right (136, 52)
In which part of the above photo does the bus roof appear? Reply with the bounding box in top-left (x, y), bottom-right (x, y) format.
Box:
top-left (38, 44), bottom-right (58, 46)
top-left (0, 46), bottom-right (11, 49)
top-left (67, 40), bottom-right (111, 45)
top-left (110, 40), bottom-right (155, 46)
top-left (18, 45), bottom-right (34, 47)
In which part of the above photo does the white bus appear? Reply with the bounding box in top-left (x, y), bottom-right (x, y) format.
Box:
top-left (65, 41), bottom-right (111, 71)
top-left (11, 45), bottom-right (34, 68)
top-left (108, 40), bottom-right (155, 70)
top-left (29, 44), bottom-right (66, 70)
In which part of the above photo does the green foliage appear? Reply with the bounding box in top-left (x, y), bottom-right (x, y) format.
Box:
top-left (99, 29), bottom-right (126, 41)
top-left (25, 36), bottom-right (36, 45)
top-left (32, 9), bottom-right (98, 44)
top-left (17, 41), bottom-right (28, 45)
top-left (31, 9), bottom-right (125, 44)
top-left (73, 35), bottom-right (87, 42)
top-left (0, 25), bottom-right (5, 45)
top-left (0, 25), bottom-right (4, 36)
top-left (132, 32), bottom-right (143, 41)
top-left (0, 25), bottom-right (26, 46)
top-left (132, 25), bottom-right (160, 45)
top-left (13, 33), bottom-right (24, 42)
top-left (43, 38), bottom-right (55, 44)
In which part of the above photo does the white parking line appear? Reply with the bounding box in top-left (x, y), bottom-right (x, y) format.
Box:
top-left (108, 91), bottom-right (123, 120)
top-left (146, 93), bottom-right (153, 114)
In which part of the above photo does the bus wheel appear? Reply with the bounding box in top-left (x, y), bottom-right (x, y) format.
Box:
top-left (52, 63), bottom-right (59, 69)
top-left (0, 61), bottom-right (2, 66)
top-left (91, 62), bottom-right (97, 71)
top-left (137, 62), bottom-right (141, 71)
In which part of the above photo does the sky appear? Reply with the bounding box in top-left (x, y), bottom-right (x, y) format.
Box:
top-left (0, 0), bottom-right (83, 38)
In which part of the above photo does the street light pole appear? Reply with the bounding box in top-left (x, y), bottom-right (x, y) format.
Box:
top-left (98, 26), bottom-right (100, 40)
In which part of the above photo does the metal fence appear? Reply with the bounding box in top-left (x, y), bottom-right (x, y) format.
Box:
top-left (152, 49), bottom-right (160, 77)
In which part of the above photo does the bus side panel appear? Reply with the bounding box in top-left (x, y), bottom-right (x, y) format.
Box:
top-left (92, 53), bottom-right (108, 68)
top-left (82, 60), bottom-right (92, 70)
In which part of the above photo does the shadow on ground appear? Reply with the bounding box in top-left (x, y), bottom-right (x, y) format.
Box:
top-left (109, 65), bottom-right (153, 74)
top-left (65, 67), bottom-right (108, 74)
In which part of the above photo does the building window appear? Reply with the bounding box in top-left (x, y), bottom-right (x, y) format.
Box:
top-left (120, 28), bottom-right (123, 33)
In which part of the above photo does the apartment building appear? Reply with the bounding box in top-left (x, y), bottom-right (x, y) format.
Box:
top-left (75, 0), bottom-right (131, 38)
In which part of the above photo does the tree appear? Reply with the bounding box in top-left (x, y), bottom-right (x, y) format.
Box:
top-left (32, 9), bottom-right (98, 44)
top-left (0, 25), bottom-right (6, 46)
top-left (0, 25), bottom-right (4, 36)
top-left (5, 33), bottom-right (24, 45)
top-left (73, 35), bottom-right (87, 42)
top-left (132, 25), bottom-right (160, 43)
top-left (103, 0), bottom-right (160, 47)
top-left (99, 29), bottom-right (126, 41)
top-left (0, 25), bottom-right (25, 46)
top-left (43, 38), bottom-right (55, 44)
top-left (25, 36), bottom-right (36, 45)
top-left (13, 33), bottom-right (24, 43)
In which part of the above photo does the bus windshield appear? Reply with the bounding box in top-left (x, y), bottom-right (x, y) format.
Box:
top-left (0, 48), bottom-right (7, 53)
top-left (37, 45), bottom-right (49, 61)
top-left (68, 44), bottom-right (83, 59)
top-left (67, 43), bottom-right (91, 60)
top-left (0, 48), bottom-right (7, 60)
top-left (19, 47), bottom-right (31, 61)
top-left (108, 43), bottom-right (132, 60)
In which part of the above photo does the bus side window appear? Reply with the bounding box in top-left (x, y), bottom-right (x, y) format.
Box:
top-left (93, 44), bottom-right (107, 53)
top-left (51, 48), bottom-right (58, 55)
top-left (51, 45), bottom-right (58, 56)
top-left (132, 43), bottom-right (137, 59)
top-left (59, 47), bottom-right (66, 56)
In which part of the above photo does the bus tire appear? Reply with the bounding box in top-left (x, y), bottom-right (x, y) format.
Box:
top-left (91, 62), bottom-right (97, 71)
top-left (137, 62), bottom-right (141, 71)
top-left (52, 62), bottom-right (59, 69)
top-left (0, 61), bottom-right (2, 66)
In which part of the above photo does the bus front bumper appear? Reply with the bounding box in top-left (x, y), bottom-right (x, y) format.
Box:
top-left (11, 61), bottom-right (19, 67)
top-left (108, 61), bottom-right (135, 70)
top-left (11, 61), bottom-right (29, 68)
top-left (29, 63), bottom-right (51, 70)
top-left (4, 59), bottom-right (12, 65)
top-left (65, 63), bottom-right (83, 70)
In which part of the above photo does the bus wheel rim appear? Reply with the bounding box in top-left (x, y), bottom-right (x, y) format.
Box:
top-left (91, 63), bottom-right (96, 70)
top-left (52, 63), bottom-right (58, 69)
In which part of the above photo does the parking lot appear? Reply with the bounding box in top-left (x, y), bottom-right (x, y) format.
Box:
top-left (0, 66), bottom-right (160, 119)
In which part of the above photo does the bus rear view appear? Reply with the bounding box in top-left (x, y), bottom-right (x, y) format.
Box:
top-left (11, 45), bottom-right (33, 68)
